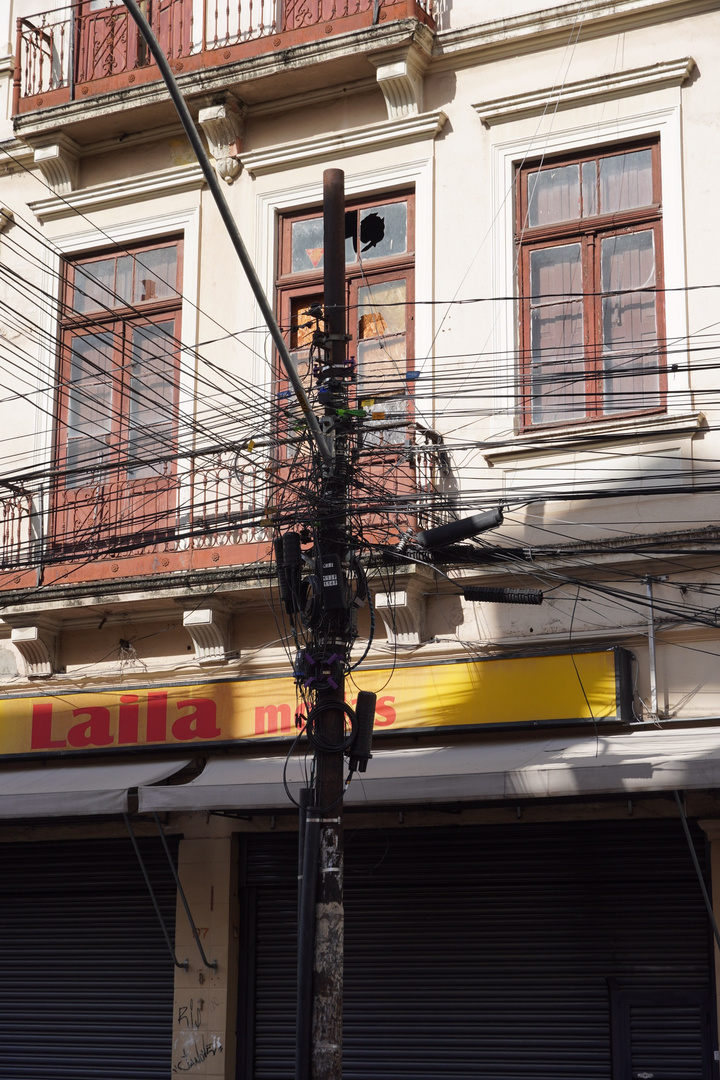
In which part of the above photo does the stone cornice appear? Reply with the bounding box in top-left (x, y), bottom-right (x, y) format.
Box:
top-left (475, 56), bottom-right (695, 125)
top-left (433, 0), bottom-right (718, 66)
top-left (241, 109), bottom-right (447, 175)
top-left (28, 162), bottom-right (205, 222)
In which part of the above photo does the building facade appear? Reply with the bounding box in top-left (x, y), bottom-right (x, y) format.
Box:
top-left (2, 0), bottom-right (720, 1076)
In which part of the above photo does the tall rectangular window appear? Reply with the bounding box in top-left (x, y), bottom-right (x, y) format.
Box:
top-left (54, 238), bottom-right (182, 551)
top-left (276, 191), bottom-right (415, 451)
top-left (516, 142), bottom-right (665, 427)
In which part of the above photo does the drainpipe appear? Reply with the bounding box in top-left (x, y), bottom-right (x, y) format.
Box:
top-left (645, 577), bottom-right (659, 721)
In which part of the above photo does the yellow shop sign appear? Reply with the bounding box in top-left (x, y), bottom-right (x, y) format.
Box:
top-left (0, 648), bottom-right (631, 756)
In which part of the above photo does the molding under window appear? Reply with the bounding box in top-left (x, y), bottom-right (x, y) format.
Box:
top-left (482, 411), bottom-right (707, 467)
top-left (474, 57), bottom-right (695, 126)
top-left (241, 110), bottom-right (447, 176)
top-left (29, 163), bottom-right (205, 223)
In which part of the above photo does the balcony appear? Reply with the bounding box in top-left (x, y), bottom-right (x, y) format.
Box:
top-left (0, 434), bottom-right (445, 591)
top-left (14, 0), bottom-right (434, 118)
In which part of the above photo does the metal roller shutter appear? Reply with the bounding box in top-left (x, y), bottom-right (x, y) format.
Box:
top-left (0, 835), bottom-right (179, 1080)
top-left (241, 818), bottom-right (714, 1080)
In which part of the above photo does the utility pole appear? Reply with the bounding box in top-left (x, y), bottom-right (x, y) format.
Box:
top-left (293, 169), bottom-right (376, 1080)
top-left (310, 167), bottom-right (349, 1080)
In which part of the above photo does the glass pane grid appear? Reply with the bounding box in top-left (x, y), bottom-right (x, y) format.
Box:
top-left (521, 144), bottom-right (660, 426)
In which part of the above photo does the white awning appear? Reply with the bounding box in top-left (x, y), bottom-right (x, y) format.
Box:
top-left (0, 758), bottom-right (191, 818)
top-left (137, 728), bottom-right (720, 813)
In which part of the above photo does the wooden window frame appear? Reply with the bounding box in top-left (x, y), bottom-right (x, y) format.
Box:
top-left (516, 140), bottom-right (666, 430)
top-left (54, 237), bottom-right (183, 550)
top-left (275, 190), bottom-right (415, 452)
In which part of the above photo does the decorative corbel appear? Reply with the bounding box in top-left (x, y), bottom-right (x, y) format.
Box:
top-left (374, 587), bottom-right (427, 647)
top-left (182, 608), bottom-right (232, 664)
top-left (32, 134), bottom-right (81, 193)
top-left (0, 207), bottom-right (13, 233)
top-left (197, 98), bottom-right (244, 184)
top-left (369, 39), bottom-right (430, 119)
top-left (11, 622), bottom-right (57, 678)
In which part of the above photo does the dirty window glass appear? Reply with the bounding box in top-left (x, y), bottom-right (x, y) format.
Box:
top-left (291, 217), bottom-right (325, 274)
top-left (599, 149), bottom-right (654, 214)
top-left (527, 165), bottom-right (580, 227)
top-left (356, 279), bottom-right (407, 400)
top-left (72, 248), bottom-right (177, 312)
top-left (65, 331), bottom-right (114, 482)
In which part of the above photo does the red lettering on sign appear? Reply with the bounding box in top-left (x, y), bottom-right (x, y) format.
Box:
top-left (375, 695), bottom-right (396, 727)
top-left (255, 703), bottom-right (292, 735)
top-left (67, 706), bottom-right (113, 747)
top-left (118, 695), bottom-right (140, 744)
top-left (172, 699), bottom-right (220, 741)
top-left (146, 691), bottom-right (168, 742)
top-left (30, 702), bottom-right (66, 750)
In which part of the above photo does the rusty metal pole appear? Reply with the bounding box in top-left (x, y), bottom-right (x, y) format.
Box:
top-left (310, 168), bottom-right (349, 1080)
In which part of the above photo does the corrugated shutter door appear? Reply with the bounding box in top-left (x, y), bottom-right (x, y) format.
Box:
top-left (243, 818), bottom-right (714, 1080)
top-left (0, 835), bottom-right (178, 1080)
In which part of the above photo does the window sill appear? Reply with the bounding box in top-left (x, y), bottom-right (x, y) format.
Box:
top-left (482, 411), bottom-right (707, 467)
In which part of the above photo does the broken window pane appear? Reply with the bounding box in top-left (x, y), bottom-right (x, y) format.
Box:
top-left (355, 202), bottom-right (407, 261)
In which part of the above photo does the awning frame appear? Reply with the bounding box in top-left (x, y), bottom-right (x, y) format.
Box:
top-left (123, 812), bottom-right (217, 971)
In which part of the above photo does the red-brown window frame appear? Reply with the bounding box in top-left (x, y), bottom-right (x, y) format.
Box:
top-left (54, 237), bottom-right (183, 550)
top-left (515, 140), bottom-right (666, 430)
top-left (275, 190), bottom-right (416, 453)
